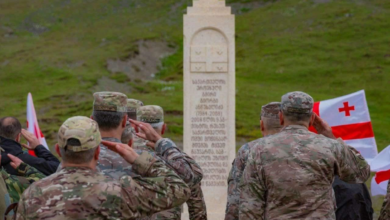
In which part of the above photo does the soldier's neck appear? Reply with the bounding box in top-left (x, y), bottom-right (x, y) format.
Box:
top-left (283, 121), bottom-right (309, 128)
top-left (62, 161), bottom-right (97, 170)
top-left (99, 127), bottom-right (123, 140)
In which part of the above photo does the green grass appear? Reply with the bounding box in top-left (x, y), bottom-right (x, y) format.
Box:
top-left (1, 0), bottom-right (390, 217)
top-left (1, 0), bottom-right (389, 146)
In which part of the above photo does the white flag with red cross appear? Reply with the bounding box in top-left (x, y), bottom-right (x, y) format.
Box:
top-left (309, 90), bottom-right (377, 162)
top-left (370, 145), bottom-right (390, 196)
top-left (26, 93), bottom-right (49, 156)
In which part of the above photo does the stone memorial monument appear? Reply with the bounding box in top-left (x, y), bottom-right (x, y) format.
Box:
top-left (183, 0), bottom-right (235, 219)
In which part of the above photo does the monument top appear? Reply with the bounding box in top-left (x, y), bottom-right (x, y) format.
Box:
top-left (188, 0), bottom-right (231, 15)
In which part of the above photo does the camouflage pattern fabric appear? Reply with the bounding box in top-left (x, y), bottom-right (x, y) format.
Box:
top-left (281, 91), bottom-right (313, 114)
top-left (137, 105), bottom-right (164, 124)
top-left (93, 91), bottom-right (127, 112)
top-left (239, 125), bottom-right (370, 220)
top-left (126, 99), bottom-right (144, 120)
top-left (133, 138), bottom-right (204, 220)
top-left (154, 138), bottom-right (203, 187)
top-left (16, 152), bottom-right (191, 219)
top-left (188, 183), bottom-right (207, 220)
top-left (379, 182), bottom-right (390, 220)
top-left (260, 102), bottom-right (281, 119)
top-left (98, 137), bottom-right (134, 175)
top-left (1, 163), bottom-right (45, 203)
top-left (57, 116), bottom-right (101, 152)
top-left (225, 139), bottom-right (259, 220)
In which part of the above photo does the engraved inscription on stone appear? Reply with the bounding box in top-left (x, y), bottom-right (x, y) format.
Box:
top-left (190, 29), bottom-right (228, 73)
top-left (189, 76), bottom-right (229, 187)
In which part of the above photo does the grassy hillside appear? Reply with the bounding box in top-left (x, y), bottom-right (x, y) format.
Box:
top-left (1, 0), bottom-right (389, 218)
top-left (1, 0), bottom-right (389, 148)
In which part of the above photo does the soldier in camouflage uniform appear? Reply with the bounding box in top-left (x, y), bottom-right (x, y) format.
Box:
top-left (92, 92), bottom-right (131, 172)
top-left (1, 154), bottom-right (45, 204)
top-left (0, 153), bottom-right (45, 218)
top-left (239, 91), bottom-right (370, 220)
top-left (135, 105), bottom-right (206, 220)
top-left (122, 98), bottom-right (146, 147)
top-left (16, 116), bottom-right (190, 219)
top-left (225, 102), bottom-right (282, 220)
top-left (379, 184), bottom-right (390, 220)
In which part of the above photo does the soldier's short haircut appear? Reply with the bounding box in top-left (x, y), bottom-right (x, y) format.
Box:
top-left (121, 126), bottom-right (133, 144)
top-left (261, 117), bottom-right (282, 132)
top-left (0, 117), bottom-right (22, 140)
top-left (60, 138), bottom-right (97, 164)
top-left (282, 110), bottom-right (312, 123)
top-left (92, 111), bottom-right (126, 131)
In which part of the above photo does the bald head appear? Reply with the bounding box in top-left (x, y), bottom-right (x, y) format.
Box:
top-left (0, 117), bottom-right (22, 140)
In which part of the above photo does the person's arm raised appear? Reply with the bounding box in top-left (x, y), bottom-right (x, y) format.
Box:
top-left (101, 140), bottom-right (191, 217)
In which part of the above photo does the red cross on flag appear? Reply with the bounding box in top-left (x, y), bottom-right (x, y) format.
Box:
top-left (26, 93), bottom-right (49, 156)
top-left (370, 145), bottom-right (390, 196)
top-left (309, 90), bottom-right (377, 162)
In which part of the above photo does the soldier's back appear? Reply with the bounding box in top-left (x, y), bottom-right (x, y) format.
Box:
top-left (17, 167), bottom-right (126, 219)
top-left (251, 125), bottom-right (345, 219)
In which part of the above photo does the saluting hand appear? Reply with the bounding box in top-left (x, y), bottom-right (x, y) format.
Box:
top-left (312, 113), bottom-right (336, 139)
top-left (8, 154), bottom-right (24, 169)
top-left (101, 141), bottom-right (139, 164)
top-left (129, 119), bottom-right (162, 149)
top-left (21, 129), bottom-right (40, 150)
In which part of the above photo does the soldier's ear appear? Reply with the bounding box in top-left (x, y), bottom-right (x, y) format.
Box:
top-left (309, 113), bottom-right (315, 127)
top-left (279, 112), bottom-right (284, 126)
top-left (94, 146), bottom-right (100, 160)
top-left (55, 144), bottom-right (62, 158)
top-left (260, 120), bottom-right (265, 132)
top-left (122, 115), bottom-right (128, 128)
top-left (161, 123), bottom-right (166, 135)
top-left (128, 139), bottom-right (133, 148)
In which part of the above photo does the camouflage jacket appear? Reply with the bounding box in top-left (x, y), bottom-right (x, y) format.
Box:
top-left (16, 152), bottom-right (191, 219)
top-left (188, 183), bottom-right (207, 220)
top-left (225, 138), bottom-right (261, 220)
top-left (1, 163), bottom-right (45, 204)
top-left (379, 182), bottom-right (390, 220)
top-left (239, 125), bottom-right (370, 220)
top-left (133, 139), bottom-right (205, 220)
top-left (98, 137), bottom-right (133, 173)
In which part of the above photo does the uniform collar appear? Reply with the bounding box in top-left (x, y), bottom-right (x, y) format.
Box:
top-left (282, 125), bottom-right (309, 131)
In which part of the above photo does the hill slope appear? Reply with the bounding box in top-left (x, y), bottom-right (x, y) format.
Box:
top-left (0, 0), bottom-right (389, 149)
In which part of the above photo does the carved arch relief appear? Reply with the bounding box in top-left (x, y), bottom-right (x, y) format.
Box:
top-left (190, 28), bottom-right (228, 73)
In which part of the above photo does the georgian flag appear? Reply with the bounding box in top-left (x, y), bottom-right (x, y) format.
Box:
top-left (27, 93), bottom-right (49, 156)
top-left (310, 90), bottom-right (377, 162)
top-left (371, 145), bottom-right (390, 196)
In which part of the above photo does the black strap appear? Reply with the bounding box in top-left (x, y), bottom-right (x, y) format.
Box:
top-left (4, 202), bottom-right (18, 220)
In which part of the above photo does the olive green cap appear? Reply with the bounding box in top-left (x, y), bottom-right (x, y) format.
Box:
top-left (137, 105), bottom-right (164, 124)
top-left (281, 91), bottom-right (314, 114)
top-left (57, 116), bottom-right (101, 152)
top-left (93, 92), bottom-right (127, 112)
top-left (261, 102), bottom-right (281, 119)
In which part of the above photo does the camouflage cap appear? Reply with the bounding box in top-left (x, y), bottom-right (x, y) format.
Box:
top-left (93, 92), bottom-right (127, 112)
top-left (281, 91), bottom-right (314, 114)
top-left (137, 105), bottom-right (164, 124)
top-left (57, 116), bottom-right (101, 152)
top-left (126, 99), bottom-right (144, 120)
top-left (261, 102), bottom-right (281, 119)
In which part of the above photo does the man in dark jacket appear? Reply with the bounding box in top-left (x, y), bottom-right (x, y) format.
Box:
top-left (333, 176), bottom-right (373, 220)
top-left (0, 117), bottom-right (59, 175)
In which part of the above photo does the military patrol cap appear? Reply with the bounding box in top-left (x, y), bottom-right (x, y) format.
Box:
top-left (93, 92), bottom-right (127, 112)
top-left (137, 105), bottom-right (164, 124)
top-left (126, 99), bottom-right (144, 120)
top-left (57, 116), bottom-right (101, 152)
top-left (261, 102), bottom-right (281, 119)
top-left (281, 91), bottom-right (314, 114)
